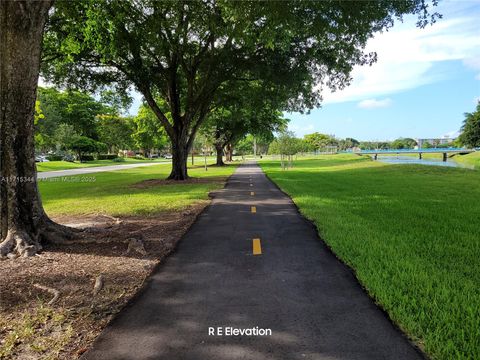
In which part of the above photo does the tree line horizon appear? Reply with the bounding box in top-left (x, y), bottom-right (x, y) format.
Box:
top-left (33, 85), bottom-right (478, 164)
top-left (0, 0), bottom-right (446, 256)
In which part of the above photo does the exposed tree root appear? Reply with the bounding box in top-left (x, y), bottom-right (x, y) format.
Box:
top-left (96, 213), bottom-right (123, 226)
top-left (0, 216), bottom-right (144, 259)
top-left (33, 283), bottom-right (60, 305)
top-left (126, 238), bottom-right (147, 256)
top-left (93, 275), bottom-right (104, 296)
top-left (0, 229), bottom-right (41, 258)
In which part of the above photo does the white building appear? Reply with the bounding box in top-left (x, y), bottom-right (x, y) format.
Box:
top-left (416, 136), bottom-right (457, 148)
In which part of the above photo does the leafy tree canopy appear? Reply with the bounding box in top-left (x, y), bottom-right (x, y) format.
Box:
top-left (132, 105), bottom-right (170, 155)
top-left (96, 114), bottom-right (134, 153)
top-left (303, 132), bottom-right (337, 150)
top-left (41, 0), bottom-right (439, 179)
top-left (459, 102), bottom-right (480, 148)
top-left (36, 87), bottom-right (114, 140)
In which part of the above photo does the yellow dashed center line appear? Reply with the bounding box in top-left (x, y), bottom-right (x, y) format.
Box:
top-left (251, 206), bottom-right (256, 213)
top-left (253, 238), bottom-right (262, 255)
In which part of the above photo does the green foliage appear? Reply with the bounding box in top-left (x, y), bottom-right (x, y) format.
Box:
top-left (235, 136), bottom-right (254, 156)
top-left (303, 132), bottom-right (337, 150)
top-left (34, 100), bottom-right (44, 125)
top-left (202, 80), bottom-right (289, 153)
top-left (131, 105), bottom-right (170, 155)
top-left (277, 131), bottom-right (301, 156)
top-left (261, 156), bottom-right (480, 360)
top-left (459, 102), bottom-right (480, 147)
top-left (97, 154), bottom-right (119, 160)
top-left (54, 123), bottom-right (79, 151)
top-left (67, 135), bottom-right (99, 161)
top-left (42, 0), bottom-right (439, 177)
top-left (96, 114), bottom-right (134, 153)
top-left (46, 154), bottom-right (63, 161)
top-left (337, 137), bottom-right (360, 151)
top-left (36, 87), bottom-right (112, 140)
top-left (391, 137), bottom-right (417, 149)
top-left (359, 141), bottom-right (391, 150)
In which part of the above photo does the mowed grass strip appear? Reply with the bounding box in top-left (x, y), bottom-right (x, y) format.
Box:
top-left (453, 151), bottom-right (480, 169)
top-left (260, 155), bottom-right (480, 360)
top-left (39, 163), bottom-right (237, 216)
top-left (36, 158), bottom-right (166, 172)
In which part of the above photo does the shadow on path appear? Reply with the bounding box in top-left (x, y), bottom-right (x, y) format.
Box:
top-left (82, 162), bottom-right (424, 360)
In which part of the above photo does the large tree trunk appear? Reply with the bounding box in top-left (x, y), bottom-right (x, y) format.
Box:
top-left (215, 144), bottom-right (225, 166)
top-left (0, 0), bottom-right (66, 258)
top-left (225, 143), bottom-right (233, 162)
top-left (167, 133), bottom-right (189, 180)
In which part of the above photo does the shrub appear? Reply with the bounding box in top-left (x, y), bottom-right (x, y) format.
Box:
top-left (80, 155), bottom-right (95, 162)
top-left (46, 154), bottom-right (63, 161)
top-left (112, 157), bottom-right (126, 162)
top-left (97, 154), bottom-right (118, 160)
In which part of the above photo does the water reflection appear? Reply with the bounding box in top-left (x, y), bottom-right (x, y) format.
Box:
top-left (377, 156), bottom-right (474, 169)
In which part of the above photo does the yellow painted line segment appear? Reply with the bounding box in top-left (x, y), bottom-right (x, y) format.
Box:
top-left (253, 238), bottom-right (262, 255)
top-left (251, 206), bottom-right (256, 213)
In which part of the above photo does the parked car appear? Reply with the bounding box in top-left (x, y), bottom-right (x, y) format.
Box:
top-left (62, 154), bottom-right (75, 162)
top-left (35, 155), bottom-right (49, 162)
top-left (163, 154), bottom-right (173, 159)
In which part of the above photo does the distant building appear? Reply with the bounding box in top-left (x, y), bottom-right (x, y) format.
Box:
top-left (416, 136), bottom-right (456, 148)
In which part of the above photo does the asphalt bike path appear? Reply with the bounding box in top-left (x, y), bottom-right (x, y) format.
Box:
top-left (83, 162), bottom-right (423, 360)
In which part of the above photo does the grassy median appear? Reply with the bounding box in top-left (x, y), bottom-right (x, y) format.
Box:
top-left (260, 155), bottom-right (479, 360)
top-left (36, 158), bottom-right (167, 172)
top-left (39, 162), bottom-right (236, 216)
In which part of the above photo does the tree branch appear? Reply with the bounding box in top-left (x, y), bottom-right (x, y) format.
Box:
top-left (141, 86), bottom-right (174, 139)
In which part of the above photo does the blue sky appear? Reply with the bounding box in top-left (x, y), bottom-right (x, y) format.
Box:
top-left (287, 0), bottom-right (480, 141)
top-left (126, 0), bottom-right (480, 141)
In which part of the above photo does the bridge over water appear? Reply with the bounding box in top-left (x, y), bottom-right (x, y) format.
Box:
top-left (353, 148), bottom-right (476, 161)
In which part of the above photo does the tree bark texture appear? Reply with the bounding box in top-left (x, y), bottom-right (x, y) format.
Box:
top-left (225, 143), bottom-right (233, 162)
top-left (215, 144), bottom-right (224, 166)
top-left (167, 131), bottom-right (189, 180)
top-left (0, 0), bottom-right (60, 257)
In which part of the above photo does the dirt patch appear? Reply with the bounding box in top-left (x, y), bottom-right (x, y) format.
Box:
top-left (0, 203), bottom-right (207, 359)
top-left (131, 176), bottom-right (226, 189)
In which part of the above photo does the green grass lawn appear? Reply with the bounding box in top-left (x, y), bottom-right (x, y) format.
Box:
top-left (36, 157), bottom-right (167, 172)
top-left (39, 163), bottom-right (237, 216)
top-left (260, 155), bottom-right (479, 360)
top-left (452, 151), bottom-right (480, 169)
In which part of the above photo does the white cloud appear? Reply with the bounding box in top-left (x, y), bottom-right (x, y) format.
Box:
top-left (322, 3), bottom-right (480, 104)
top-left (357, 98), bottom-right (392, 109)
top-left (443, 130), bottom-right (460, 139)
top-left (288, 123), bottom-right (314, 137)
top-left (464, 57), bottom-right (480, 81)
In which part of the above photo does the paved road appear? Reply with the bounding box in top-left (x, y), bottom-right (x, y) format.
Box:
top-left (83, 162), bottom-right (423, 360)
top-left (37, 162), bottom-right (167, 179)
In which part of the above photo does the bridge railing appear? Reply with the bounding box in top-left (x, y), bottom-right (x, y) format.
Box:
top-left (353, 147), bottom-right (475, 154)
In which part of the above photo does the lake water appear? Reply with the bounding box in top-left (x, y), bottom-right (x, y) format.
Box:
top-left (377, 156), bottom-right (473, 169)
